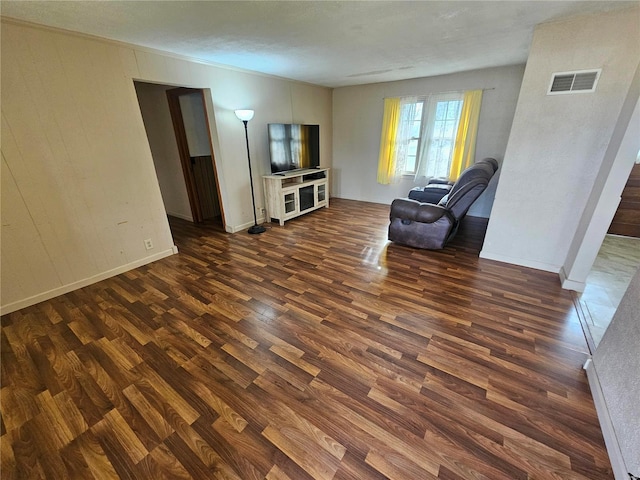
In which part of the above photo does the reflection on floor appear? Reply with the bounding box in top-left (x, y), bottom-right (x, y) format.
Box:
top-left (577, 234), bottom-right (640, 349)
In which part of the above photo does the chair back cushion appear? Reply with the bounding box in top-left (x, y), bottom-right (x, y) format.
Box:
top-left (444, 158), bottom-right (498, 219)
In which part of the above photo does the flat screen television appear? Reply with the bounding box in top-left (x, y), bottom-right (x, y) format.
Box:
top-left (268, 123), bottom-right (320, 174)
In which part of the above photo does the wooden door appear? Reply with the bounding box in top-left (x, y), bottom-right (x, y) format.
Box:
top-left (192, 155), bottom-right (221, 220)
top-left (608, 163), bottom-right (640, 237)
top-left (166, 88), bottom-right (225, 226)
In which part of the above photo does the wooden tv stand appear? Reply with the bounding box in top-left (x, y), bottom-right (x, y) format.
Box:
top-left (263, 168), bottom-right (329, 226)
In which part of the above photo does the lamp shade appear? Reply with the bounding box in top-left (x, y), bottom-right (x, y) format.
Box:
top-left (234, 109), bottom-right (255, 121)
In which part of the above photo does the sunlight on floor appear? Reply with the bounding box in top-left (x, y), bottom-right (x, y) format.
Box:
top-left (578, 235), bottom-right (640, 347)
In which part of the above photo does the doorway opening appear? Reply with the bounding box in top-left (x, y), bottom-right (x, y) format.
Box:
top-left (576, 159), bottom-right (640, 350)
top-left (563, 92), bottom-right (640, 352)
top-left (134, 81), bottom-right (225, 231)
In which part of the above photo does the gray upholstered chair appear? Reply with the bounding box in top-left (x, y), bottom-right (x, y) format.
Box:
top-left (388, 158), bottom-right (498, 249)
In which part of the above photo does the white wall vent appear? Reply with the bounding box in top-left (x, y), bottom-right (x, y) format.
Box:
top-left (547, 69), bottom-right (601, 95)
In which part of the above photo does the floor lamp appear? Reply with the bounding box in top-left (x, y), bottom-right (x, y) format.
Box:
top-left (235, 109), bottom-right (266, 234)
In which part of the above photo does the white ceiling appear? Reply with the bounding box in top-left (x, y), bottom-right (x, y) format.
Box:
top-left (1, 1), bottom-right (637, 87)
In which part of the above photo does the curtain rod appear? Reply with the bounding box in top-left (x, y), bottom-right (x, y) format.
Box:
top-left (383, 87), bottom-right (495, 99)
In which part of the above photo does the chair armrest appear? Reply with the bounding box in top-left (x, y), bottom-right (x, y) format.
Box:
top-left (390, 198), bottom-right (449, 223)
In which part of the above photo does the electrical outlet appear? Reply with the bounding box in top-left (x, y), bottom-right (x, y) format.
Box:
top-left (144, 238), bottom-right (154, 250)
top-left (259, 207), bottom-right (265, 215)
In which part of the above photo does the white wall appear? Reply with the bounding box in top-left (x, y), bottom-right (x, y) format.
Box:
top-left (482, 8), bottom-right (640, 273)
top-left (0, 20), bottom-right (332, 314)
top-left (134, 82), bottom-right (193, 222)
top-left (331, 64), bottom-right (525, 217)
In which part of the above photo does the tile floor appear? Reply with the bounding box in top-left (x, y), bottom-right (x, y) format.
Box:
top-left (577, 234), bottom-right (640, 348)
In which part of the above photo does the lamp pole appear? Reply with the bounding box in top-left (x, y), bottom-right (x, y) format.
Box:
top-left (235, 110), bottom-right (266, 235)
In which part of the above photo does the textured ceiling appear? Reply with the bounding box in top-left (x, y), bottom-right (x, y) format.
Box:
top-left (1, 1), bottom-right (637, 87)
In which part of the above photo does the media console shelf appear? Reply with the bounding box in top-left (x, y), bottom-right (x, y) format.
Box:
top-left (263, 168), bottom-right (330, 226)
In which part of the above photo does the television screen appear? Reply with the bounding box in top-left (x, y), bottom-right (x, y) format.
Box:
top-left (268, 123), bottom-right (320, 174)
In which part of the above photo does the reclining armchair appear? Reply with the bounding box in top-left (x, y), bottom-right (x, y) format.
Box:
top-left (388, 158), bottom-right (498, 249)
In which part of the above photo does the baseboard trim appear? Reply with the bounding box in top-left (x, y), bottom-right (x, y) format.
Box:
top-left (166, 211), bottom-right (194, 222)
top-left (227, 215), bottom-right (268, 233)
top-left (478, 250), bottom-right (560, 273)
top-left (0, 247), bottom-right (177, 316)
top-left (584, 359), bottom-right (629, 480)
top-left (559, 266), bottom-right (587, 292)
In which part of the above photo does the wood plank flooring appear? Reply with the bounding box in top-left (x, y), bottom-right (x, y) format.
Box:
top-left (1, 198), bottom-right (612, 479)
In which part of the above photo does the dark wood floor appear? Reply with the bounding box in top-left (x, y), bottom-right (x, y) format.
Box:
top-left (1, 198), bottom-right (612, 479)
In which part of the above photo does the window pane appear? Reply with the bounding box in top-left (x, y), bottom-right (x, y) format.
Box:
top-left (410, 121), bottom-right (421, 138)
top-left (447, 101), bottom-right (462, 119)
top-left (423, 98), bottom-right (463, 177)
top-left (444, 120), bottom-right (456, 138)
top-left (414, 102), bottom-right (423, 120)
top-left (405, 156), bottom-right (416, 173)
top-left (396, 100), bottom-right (423, 174)
top-left (408, 140), bottom-right (418, 157)
top-left (433, 120), bottom-right (444, 138)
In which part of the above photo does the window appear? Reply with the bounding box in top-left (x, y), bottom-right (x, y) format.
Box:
top-left (401, 100), bottom-right (424, 174)
top-left (402, 93), bottom-right (463, 177)
top-left (377, 90), bottom-right (482, 185)
top-left (411, 93), bottom-right (462, 177)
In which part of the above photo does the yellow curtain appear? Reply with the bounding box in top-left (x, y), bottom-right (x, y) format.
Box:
top-left (449, 89), bottom-right (483, 181)
top-left (377, 97), bottom-right (401, 184)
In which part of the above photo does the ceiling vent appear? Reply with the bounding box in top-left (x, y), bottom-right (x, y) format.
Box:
top-left (547, 69), bottom-right (601, 95)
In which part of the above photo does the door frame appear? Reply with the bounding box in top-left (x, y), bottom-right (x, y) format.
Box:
top-left (166, 87), bottom-right (226, 227)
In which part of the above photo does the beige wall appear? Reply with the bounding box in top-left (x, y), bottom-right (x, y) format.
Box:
top-left (482, 7), bottom-right (640, 273)
top-left (331, 64), bottom-right (525, 217)
top-left (0, 20), bottom-right (332, 313)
